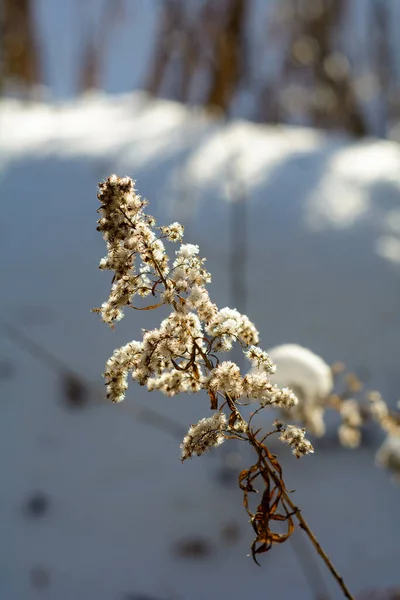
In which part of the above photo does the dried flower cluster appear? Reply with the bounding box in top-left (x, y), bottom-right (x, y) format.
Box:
top-left (94, 176), bottom-right (355, 599)
top-left (94, 175), bottom-right (311, 458)
top-left (369, 392), bottom-right (400, 483)
top-left (279, 425), bottom-right (315, 459)
top-left (376, 434), bottom-right (400, 483)
top-left (338, 399), bottom-right (363, 449)
top-left (267, 344), bottom-right (400, 483)
top-left (180, 412), bottom-right (227, 461)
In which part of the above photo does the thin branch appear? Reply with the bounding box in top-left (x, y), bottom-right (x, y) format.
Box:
top-left (290, 529), bottom-right (332, 600)
top-left (259, 449), bottom-right (353, 600)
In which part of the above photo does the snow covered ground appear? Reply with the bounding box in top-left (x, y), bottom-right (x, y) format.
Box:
top-left (0, 92), bottom-right (400, 599)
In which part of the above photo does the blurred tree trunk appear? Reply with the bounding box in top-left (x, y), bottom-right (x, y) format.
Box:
top-left (284, 0), bottom-right (367, 136)
top-left (372, 0), bottom-right (399, 138)
top-left (205, 0), bottom-right (246, 114)
top-left (78, 0), bottom-right (125, 94)
top-left (146, 0), bottom-right (247, 114)
top-left (0, 0), bottom-right (39, 93)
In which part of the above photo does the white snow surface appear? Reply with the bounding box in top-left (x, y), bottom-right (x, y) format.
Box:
top-left (1, 92), bottom-right (400, 599)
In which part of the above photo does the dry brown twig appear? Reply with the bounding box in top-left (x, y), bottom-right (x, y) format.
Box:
top-left (94, 174), bottom-right (355, 599)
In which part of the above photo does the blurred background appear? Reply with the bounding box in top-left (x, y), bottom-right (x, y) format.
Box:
top-left (2, 0), bottom-right (400, 137)
top-left (1, 1), bottom-right (400, 599)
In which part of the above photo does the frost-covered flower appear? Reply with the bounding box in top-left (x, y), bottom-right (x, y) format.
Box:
top-left (338, 424), bottom-right (361, 449)
top-left (147, 370), bottom-right (203, 397)
top-left (176, 243), bottom-right (199, 259)
top-left (376, 433), bottom-right (400, 482)
top-left (161, 286), bottom-right (176, 305)
top-left (172, 244), bottom-right (211, 287)
top-left (279, 425), bottom-right (314, 458)
top-left (242, 373), bottom-right (298, 409)
top-left (180, 412), bottom-right (227, 461)
top-left (243, 371), bottom-right (274, 402)
top-left (187, 285), bottom-right (218, 324)
top-left (271, 386), bottom-right (298, 409)
top-left (340, 399), bottom-right (362, 428)
top-left (103, 341), bottom-right (143, 402)
top-left (206, 307), bottom-right (259, 347)
top-left (245, 346), bottom-right (276, 374)
top-left (368, 391), bottom-right (389, 423)
top-left (206, 361), bottom-right (244, 398)
top-left (96, 175), bottom-right (170, 325)
top-left (160, 222), bottom-right (184, 242)
top-left (337, 400), bottom-right (363, 448)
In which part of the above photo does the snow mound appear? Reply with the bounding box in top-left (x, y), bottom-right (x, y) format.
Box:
top-left (267, 343), bottom-right (333, 402)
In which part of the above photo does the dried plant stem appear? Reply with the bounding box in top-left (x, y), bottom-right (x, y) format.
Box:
top-left (96, 176), bottom-right (357, 599)
top-left (260, 452), bottom-right (354, 600)
top-left (227, 390), bottom-right (354, 598)
top-left (289, 531), bottom-right (332, 600)
top-left (288, 498), bottom-right (353, 599)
